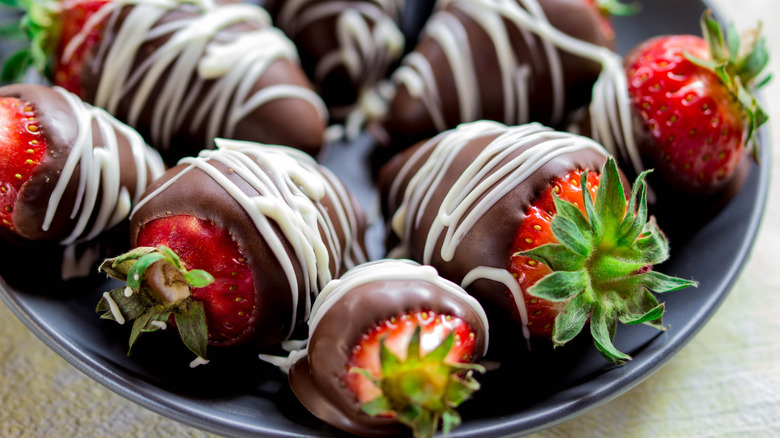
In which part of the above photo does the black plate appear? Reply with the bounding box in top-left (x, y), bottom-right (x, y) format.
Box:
top-left (0, 0), bottom-right (770, 437)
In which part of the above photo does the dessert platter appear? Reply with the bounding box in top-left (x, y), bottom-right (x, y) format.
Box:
top-left (0, 0), bottom-right (770, 437)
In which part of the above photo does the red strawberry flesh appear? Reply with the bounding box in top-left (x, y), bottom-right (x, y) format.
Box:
top-left (509, 169), bottom-right (601, 339)
top-left (136, 215), bottom-right (255, 346)
top-left (0, 97), bottom-right (48, 232)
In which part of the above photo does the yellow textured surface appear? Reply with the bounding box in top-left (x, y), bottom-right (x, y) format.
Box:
top-left (1, 0), bottom-right (778, 437)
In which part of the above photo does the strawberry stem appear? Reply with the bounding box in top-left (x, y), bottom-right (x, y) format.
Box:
top-left (351, 327), bottom-right (485, 438)
top-left (96, 245), bottom-right (214, 360)
top-left (686, 10), bottom-right (771, 161)
top-left (519, 157), bottom-right (698, 364)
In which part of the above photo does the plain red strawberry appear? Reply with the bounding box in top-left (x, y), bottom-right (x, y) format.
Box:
top-left (135, 215), bottom-right (255, 347)
top-left (0, 97), bottom-right (48, 233)
top-left (509, 169), bottom-right (600, 339)
top-left (53, 0), bottom-right (110, 97)
top-left (625, 11), bottom-right (769, 194)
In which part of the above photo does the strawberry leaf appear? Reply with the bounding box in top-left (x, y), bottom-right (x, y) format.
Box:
top-left (528, 270), bottom-right (589, 302)
top-left (380, 337), bottom-right (402, 376)
top-left (618, 169), bottom-right (650, 244)
top-left (594, 158), bottom-right (625, 240)
top-left (175, 299), bottom-right (208, 360)
top-left (126, 252), bottom-right (166, 290)
top-left (596, 0), bottom-right (640, 17)
top-left (96, 287), bottom-right (150, 322)
top-left (619, 302), bottom-right (665, 326)
top-left (425, 331), bottom-right (455, 363)
top-left (185, 269), bottom-right (215, 288)
top-left (519, 243), bottom-right (586, 272)
top-left (441, 410), bottom-right (462, 435)
top-left (591, 307), bottom-right (631, 364)
top-left (552, 293), bottom-right (592, 346)
top-left (552, 193), bottom-right (591, 234)
top-left (550, 214), bottom-right (592, 257)
top-left (635, 270), bottom-right (699, 293)
top-left (361, 395), bottom-right (394, 417)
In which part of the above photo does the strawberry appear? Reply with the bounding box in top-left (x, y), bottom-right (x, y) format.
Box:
top-left (508, 168), bottom-right (600, 339)
top-left (372, 0), bottom-right (618, 153)
top-left (51, 0), bottom-right (109, 97)
top-left (3, 0), bottom-right (329, 163)
top-left (96, 216), bottom-right (252, 361)
top-left (510, 158), bottom-right (697, 362)
top-left (623, 10), bottom-right (770, 195)
top-left (379, 121), bottom-right (698, 364)
top-left (0, 96), bottom-right (47, 233)
top-left (0, 83), bottom-right (164, 248)
top-left (97, 141), bottom-right (368, 363)
top-left (283, 259), bottom-right (489, 438)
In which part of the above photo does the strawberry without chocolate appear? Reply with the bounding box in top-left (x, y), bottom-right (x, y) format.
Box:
top-left (0, 83), bottom-right (165, 279)
top-left (97, 140), bottom-right (368, 362)
top-left (5, 0), bottom-right (328, 164)
top-left (589, 10), bottom-right (769, 214)
top-left (379, 121), bottom-right (696, 363)
top-left (282, 259), bottom-right (489, 438)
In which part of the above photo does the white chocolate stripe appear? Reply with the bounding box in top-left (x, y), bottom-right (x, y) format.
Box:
top-left (388, 121), bottom-right (609, 344)
top-left (132, 140), bottom-right (365, 340)
top-left (42, 87), bottom-right (164, 246)
top-left (309, 259), bottom-right (490, 355)
top-left (66, 1), bottom-right (326, 151)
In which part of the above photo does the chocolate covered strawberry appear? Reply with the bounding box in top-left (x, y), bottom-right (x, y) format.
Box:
top-left (371, 0), bottom-right (619, 151)
top-left (281, 259), bottom-right (489, 438)
top-left (0, 83), bottom-right (164, 280)
top-left (267, 0), bottom-right (406, 121)
top-left (589, 10), bottom-right (769, 216)
top-left (5, 0), bottom-right (328, 164)
top-left (97, 140), bottom-right (368, 362)
top-left (379, 121), bottom-right (696, 362)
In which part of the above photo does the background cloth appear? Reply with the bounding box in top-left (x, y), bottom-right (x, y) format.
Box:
top-left (1, 0), bottom-right (778, 436)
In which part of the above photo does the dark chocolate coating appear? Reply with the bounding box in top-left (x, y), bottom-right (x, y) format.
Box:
top-left (130, 145), bottom-right (367, 348)
top-left (0, 84), bottom-right (161, 243)
top-left (74, 0), bottom-right (327, 164)
top-left (268, 0), bottom-right (406, 118)
top-left (378, 0), bottom-right (615, 151)
top-left (378, 123), bottom-right (612, 333)
top-left (289, 261), bottom-right (488, 437)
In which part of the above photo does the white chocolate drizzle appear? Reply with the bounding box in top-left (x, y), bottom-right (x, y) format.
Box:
top-left (275, 0), bottom-right (405, 118)
top-left (309, 259), bottom-right (490, 355)
top-left (42, 87), bottom-right (165, 252)
top-left (387, 0), bottom-right (636, 146)
top-left (385, 121), bottom-right (609, 343)
top-left (64, 0), bottom-right (327, 150)
top-left (131, 139), bottom-right (367, 340)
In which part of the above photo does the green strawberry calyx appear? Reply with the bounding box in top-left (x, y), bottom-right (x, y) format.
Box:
top-left (595, 0), bottom-right (641, 17)
top-left (96, 246), bottom-right (214, 361)
top-left (0, 0), bottom-right (59, 82)
top-left (518, 157), bottom-right (698, 364)
top-left (350, 327), bottom-right (486, 438)
top-left (688, 9), bottom-right (771, 161)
